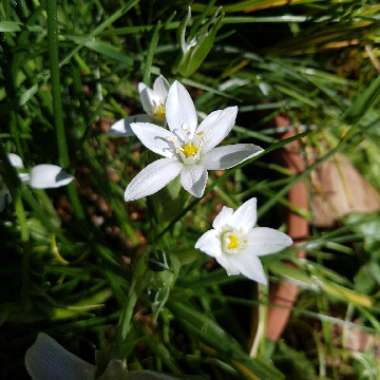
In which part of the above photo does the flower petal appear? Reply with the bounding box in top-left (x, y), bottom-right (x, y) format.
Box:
top-left (230, 254), bottom-right (267, 284)
top-left (229, 198), bottom-right (257, 231)
top-left (29, 165), bottom-right (73, 189)
top-left (130, 122), bottom-right (176, 158)
top-left (212, 206), bottom-right (233, 229)
top-left (8, 153), bottom-right (24, 168)
top-left (109, 115), bottom-right (150, 137)
top-left (216, 254), bottom-right (241, 276)
top-left (195, 229), bottom-right (221, 258)
top-left (138, 82), bottom-right (156, 115)
top-left (180, 165), bottom-right (208, 198)
top-left (246, 227), bottom-right (293, 256)
top-left (203, 144), bottom-right (263, 170)
top-left (153, 75), bottom-right (170, 103)
top-left (124, 158), bottom-right (182, 201)
top-left (25, 333), bottom-right (95, 380)
top-left (197, 106), bottom-right (238, 152)
top-left (166, 81), bottom-right (197, 138)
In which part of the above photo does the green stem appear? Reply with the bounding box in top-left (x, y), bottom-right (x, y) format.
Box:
top-left (14, 194), bottom-right (29, 242)
top-left (117, 255), bottom-right (148, 351)
top-left (46, 0), bottom-right (84, 219)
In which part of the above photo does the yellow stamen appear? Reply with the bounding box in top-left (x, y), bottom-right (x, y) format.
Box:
top-left (227, 233), bottom-right (240, 250)
top-left (153, 104), bottom-right (166, 121)
top-left (181, 143), bottom-right (198, 158)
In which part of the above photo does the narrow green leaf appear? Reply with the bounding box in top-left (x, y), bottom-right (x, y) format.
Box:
top-left (344, 76), bottom-right (380, 123)
top-left (0, 21), bottom-right (21, 32)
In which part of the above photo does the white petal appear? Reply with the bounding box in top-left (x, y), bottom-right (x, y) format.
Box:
top-left (203, 144), bottom-right (263, 170)
top-left (166, 81), bottom-right (197, 138)
top-left (180, 165), bottom-right (208, 198)
top-left (216, 254), bottom-right (241, 276)
top-left (246, 227), bottom-right (293, 256)
top-left (138, 82), bottom-right (155, 115)
top-left (195, 229), bottom-right (222, 258)
top-left (131, 122), bottom-right (176, 158)
top-left (8, 153), bottom-right (24, 168)
top-left (109, 115), bottom-right (150, 137)
top-left (153, 75), bottom-right (170, 103)
top-left (231, 254), bottom-right (268, 284)
top-left (197, 106), bottom-right (238, 152)
top-left (29, 165), bottom-right (73, 189)
top-left (124, 158), bottom-right (182, 201)
top-left (25, 333), bottom-right (96, 380)
top-left (212, 206), bottom-right (234, 229)
top-left (229, 198), bottom-right (257, 231)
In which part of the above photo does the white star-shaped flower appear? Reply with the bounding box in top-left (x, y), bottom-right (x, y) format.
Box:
top-left (195, 198), bottom-right (293, 284)
top-left (110, 75), bottom-right (170, 136)
top-left (124, 81), bottom-right (263, 201)
top-left (0, 153), bottom-right (73, 211)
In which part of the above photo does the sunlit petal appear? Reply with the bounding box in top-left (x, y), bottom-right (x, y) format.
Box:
top-left (212, 206), bottom-right (234, 229)
top-left (153, 75), bottom-right (170, 103)
top-left (247, 227), bottom-right (293, 256)
top-left (166, 81), bottom-right (197, 138)
top-left (197, 106), bottom-right (238, 152)
top-left (195, 229), bottom-right (222, 258)
top-left (8, 153), bottom-right (24, 168)
top-left (131, 122), bottom-right (176, 158)
top-left (29, 165), bottom-right (73, 189)
top-left (203, 144), bottom-right (263, 170)
top-left (230, 198), bottom-right (257, 231)
top-left (180, 165), bottom-right (208, 198)
top-left (124, 158), bottom-right (182, 201)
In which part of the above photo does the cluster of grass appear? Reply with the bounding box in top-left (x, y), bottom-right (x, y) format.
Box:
top-left (1, 0), bottom-right (380, 379)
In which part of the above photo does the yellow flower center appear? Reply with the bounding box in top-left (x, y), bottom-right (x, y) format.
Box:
top-left (226, 233), bottom-right (240, 250)
top-left (181, 143), bottom-right (199, 158)
top-left (153, 104), bottom-right (166, 121)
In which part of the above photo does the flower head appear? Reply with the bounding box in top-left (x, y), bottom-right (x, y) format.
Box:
top-left (138, 75), bottom-right (170, 122)
top-left (8, 154), bottom-right (74, 189)
top-left (0, 154), bottom-right (74, 211)
top-left (195, 198), bottom-right (293, 284)
top-left (109, 75), bottom-right (170, 137)
top-left (124, 81), bottom-right (263, 201)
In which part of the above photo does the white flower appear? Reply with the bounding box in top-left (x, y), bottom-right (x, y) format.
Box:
top-left (109, 75), bottom-right (170, 137)
top-left (9, 154), bottom-right (74, 189)
top-left (124, 81), bottom-right (262, 201)
top-left (195, 198), bottom-right (293, 284)
top-left (138, 75), bottom-right (170, 122)
top-left (0, 154), bottom-right (74, 211)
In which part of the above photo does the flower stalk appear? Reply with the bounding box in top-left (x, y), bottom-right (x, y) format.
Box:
top-left (46, 0), bottom-right (84, 219)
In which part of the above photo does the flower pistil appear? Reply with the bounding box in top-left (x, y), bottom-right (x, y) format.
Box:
top-left (181, 142), bottom-right (199, 158)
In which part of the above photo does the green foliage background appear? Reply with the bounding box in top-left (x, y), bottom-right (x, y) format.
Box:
top-left (1, 0), bottom-right (380, 379)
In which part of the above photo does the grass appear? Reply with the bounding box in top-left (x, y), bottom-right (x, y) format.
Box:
top-left (1, 0), bottom-right (380, 379)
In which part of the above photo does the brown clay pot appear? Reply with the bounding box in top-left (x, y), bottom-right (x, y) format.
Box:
top-left (266, 116), bottom-right (308, 342)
